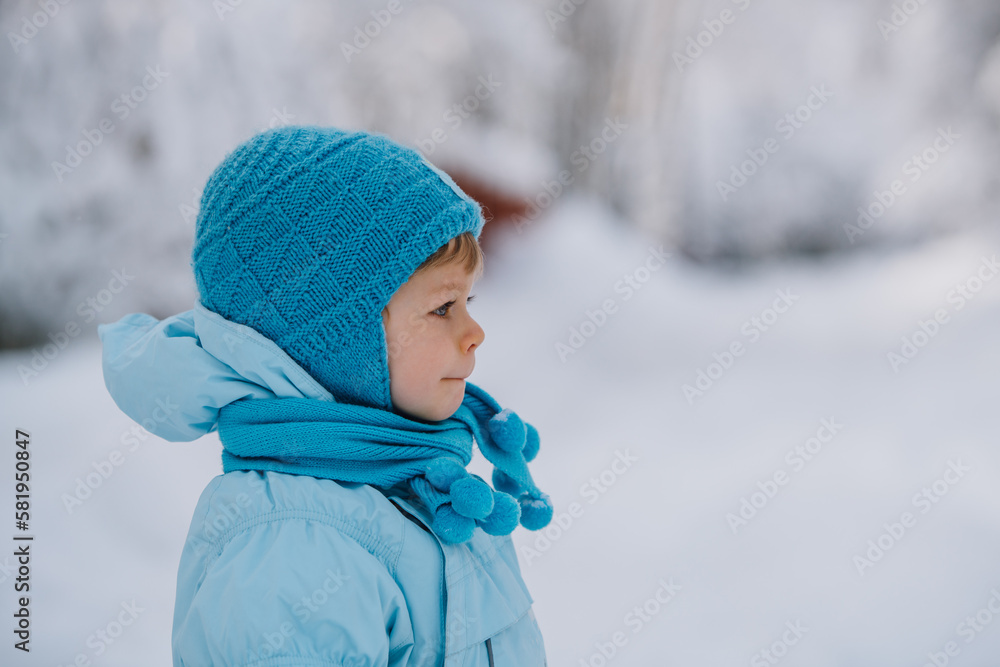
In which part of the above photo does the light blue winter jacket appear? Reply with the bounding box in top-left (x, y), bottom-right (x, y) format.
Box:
top-left (98, 304), bottom-right (548, 666)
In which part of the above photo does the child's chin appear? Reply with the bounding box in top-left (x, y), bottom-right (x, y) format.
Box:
top-left (401, 396), bottom-right (463, 423)
top-left (433, 384), bottom-right (466, 420)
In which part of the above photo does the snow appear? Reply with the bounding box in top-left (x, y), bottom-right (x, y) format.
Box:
top-left (3, 195), bottom-right (999, 665)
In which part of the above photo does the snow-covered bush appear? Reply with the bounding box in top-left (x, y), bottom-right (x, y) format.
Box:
top-left (0, 0), bottom-right (572, 347)
top-left (554, 0), bottom-right (1000, 260)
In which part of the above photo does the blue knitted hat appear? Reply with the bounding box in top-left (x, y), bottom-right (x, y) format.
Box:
top-left (187, 125), bottom-right (553, 540)
top-left (192, 125), bottom-right (485, 410)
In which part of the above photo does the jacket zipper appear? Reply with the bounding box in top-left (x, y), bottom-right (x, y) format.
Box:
top-left (392, 496), bottom-right (497, 665)
top-left (387, 497), bottom-right (433, 535)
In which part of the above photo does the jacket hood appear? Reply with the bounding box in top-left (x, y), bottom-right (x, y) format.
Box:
top-left (97, 302), bottom-right (333, 442)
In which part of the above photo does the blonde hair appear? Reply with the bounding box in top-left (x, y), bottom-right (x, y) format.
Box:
top-left (415, 231), bottom-right (484, 278)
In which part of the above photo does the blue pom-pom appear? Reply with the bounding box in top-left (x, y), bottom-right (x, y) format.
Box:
top-left (523, 423), bottom-right (540, 462)
top-left (425, 457), bottom-right (467, 492)
top-left (519, 493), bottom-right (553, 530)
top-left (492, 468), bottom-right (523, 496)
top-left (433, 504), bottom-right (476, 544)
top-left (488, 409), bottom-right (526, 453)
top-left (450, 477), bottom-right (494, 519)
top-left (478, 492), bottom-right (521, 535)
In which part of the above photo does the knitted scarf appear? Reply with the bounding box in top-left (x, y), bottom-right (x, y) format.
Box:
top-left (217, 381), bottom-right (552, 544)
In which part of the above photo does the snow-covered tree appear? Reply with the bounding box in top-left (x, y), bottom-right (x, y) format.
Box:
top-left (0, 0), bottom-right (572, 347)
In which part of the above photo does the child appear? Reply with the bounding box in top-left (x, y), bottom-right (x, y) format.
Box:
top-left (98, 126), bottom-right (553, 666)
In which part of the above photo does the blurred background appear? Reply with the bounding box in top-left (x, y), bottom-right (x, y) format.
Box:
top-left (2, 0), bottom-right (1000, 665)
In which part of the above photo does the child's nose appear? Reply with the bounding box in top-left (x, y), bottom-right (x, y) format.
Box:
top-left (462, 315), bottom-right (485, 353)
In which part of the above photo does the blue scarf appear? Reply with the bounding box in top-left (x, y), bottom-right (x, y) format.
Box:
top-left (98, 305), bottom-right (552, 545)
top-left (218, 381), bottom-right (552, 544)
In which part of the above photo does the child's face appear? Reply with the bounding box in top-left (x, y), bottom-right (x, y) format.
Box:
top-left (381, 260), bottom-right (484, 422)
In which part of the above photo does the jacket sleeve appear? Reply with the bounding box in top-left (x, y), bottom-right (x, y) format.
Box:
top-left (172, 515), bottom-right (415, 666)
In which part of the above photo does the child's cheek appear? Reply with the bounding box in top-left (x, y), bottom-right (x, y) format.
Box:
top-left (407, 311), bottom-right (428, 334)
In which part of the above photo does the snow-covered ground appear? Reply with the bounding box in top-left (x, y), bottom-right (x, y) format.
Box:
top-left (2, 195), bottom-right (998, 666)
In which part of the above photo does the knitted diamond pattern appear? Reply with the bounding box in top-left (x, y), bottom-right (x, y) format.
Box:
top-left (192, 126), bottom-right (484, 409)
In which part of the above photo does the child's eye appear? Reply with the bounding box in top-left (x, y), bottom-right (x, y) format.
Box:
top-left (432, 301), bottom-right (455, 317)
top-left (432, 295), bottom-right (475, 317)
